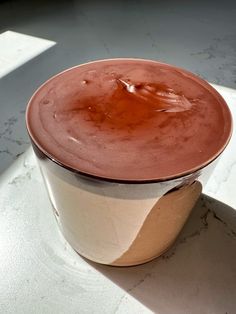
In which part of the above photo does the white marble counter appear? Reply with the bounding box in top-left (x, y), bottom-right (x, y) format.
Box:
top-left (0, 85), bottom-right (236, 314)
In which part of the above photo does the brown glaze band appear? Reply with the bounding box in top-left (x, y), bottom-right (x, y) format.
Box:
top-left (112, 181), bottom-right (202, 266)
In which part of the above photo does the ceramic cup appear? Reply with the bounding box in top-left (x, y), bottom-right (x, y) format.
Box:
top-left (26, 59), bottom-right (232, 266)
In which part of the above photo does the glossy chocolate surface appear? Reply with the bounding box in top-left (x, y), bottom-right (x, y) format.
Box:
top-left (26, 59), bottom-right (232, 181)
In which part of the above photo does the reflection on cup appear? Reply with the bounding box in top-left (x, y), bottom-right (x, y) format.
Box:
top-left (26, 59), bottom-right (232, 266)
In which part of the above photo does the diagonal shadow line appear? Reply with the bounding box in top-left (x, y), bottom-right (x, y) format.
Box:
top-left (0, 42), bottom-right (56, 86)
top-left (0, 45), bottom-right (57, 174)
top-left (88, 194), bottom-right (236, 313)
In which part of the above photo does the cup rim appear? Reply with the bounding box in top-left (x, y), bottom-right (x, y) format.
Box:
top-left (26, 58), bottom-right (233, 184)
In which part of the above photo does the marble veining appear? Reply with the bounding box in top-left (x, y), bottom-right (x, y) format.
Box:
top-left (190, 36), bottom-right (236, 86)
top-left (162, 195), bottom-right (236, 261)
top-left (7, 155), bottom-right (35, 186)
top-left (0, 116), bottom-right (18, 136)
top-left (8, 167), bottom-right (33, 186)
top-left (0, 112), bottom-right (30, 173)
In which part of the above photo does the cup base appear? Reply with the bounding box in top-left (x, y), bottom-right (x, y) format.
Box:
top-left (71, 240), bottom-right (175, 267)
top-left (53, 181), bottom-right (202, 267)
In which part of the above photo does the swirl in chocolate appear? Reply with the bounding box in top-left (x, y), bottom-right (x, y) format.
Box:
top-left (26, 59), bottom-right (232, 181)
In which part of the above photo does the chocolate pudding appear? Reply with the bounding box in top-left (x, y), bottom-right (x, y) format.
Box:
top-left (26, 59), bottom-right (232, 182)
top-left (26, 59), bottom-right (232, 266)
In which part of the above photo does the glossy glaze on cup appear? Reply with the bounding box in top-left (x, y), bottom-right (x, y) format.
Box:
top-left (26, 59), bottom-right (232, 182)
top-left (26, 59), bottom-right (232, 266)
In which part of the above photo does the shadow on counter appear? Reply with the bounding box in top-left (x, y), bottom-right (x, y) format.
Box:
top-left (91, 194), bottom-right (236, 313)
top-left (0, 45), bottom-right (56, 174)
